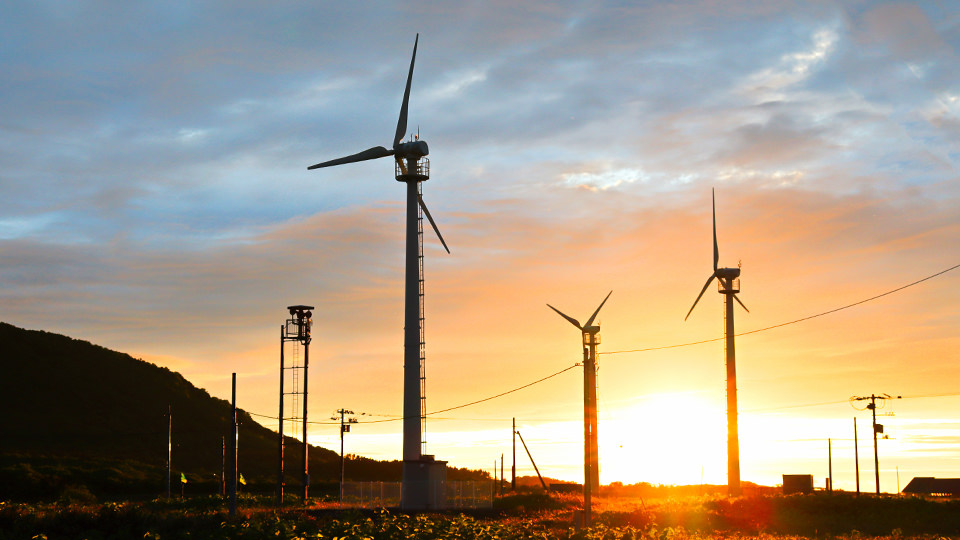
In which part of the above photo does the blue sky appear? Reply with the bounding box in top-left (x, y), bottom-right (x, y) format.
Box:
top-left (2, 1), bottom-right (959, 488)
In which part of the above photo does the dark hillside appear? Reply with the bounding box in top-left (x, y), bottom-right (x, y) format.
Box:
top-left (0, 322), bottom-right (343, 497)
top-left (0, 322), bottom-right (488, 500)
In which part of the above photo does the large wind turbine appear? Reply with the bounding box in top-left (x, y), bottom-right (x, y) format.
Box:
top-left (547, 291), bottom-right (612, 525)
top-left (684, 189), bottom-right (748, 497)
top-left (307, 34), bottom-right (450, 510)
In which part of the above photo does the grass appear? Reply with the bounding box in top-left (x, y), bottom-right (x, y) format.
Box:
top-left (2, 492), bottom-right (960, 539)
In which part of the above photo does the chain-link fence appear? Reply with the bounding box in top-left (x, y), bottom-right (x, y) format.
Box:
top-left (341, 481), bottom-right (493, 509)
top-left (446, 480), bottom-right (493, 509)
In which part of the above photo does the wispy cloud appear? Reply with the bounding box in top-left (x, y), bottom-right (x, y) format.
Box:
top-left (1, 0), bottom-right (958, 486)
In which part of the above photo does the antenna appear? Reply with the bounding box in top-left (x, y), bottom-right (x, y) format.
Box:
top-left (684, 188), bottom-right (748, 497)
top-left (306, 34), bottom-right (450, 511)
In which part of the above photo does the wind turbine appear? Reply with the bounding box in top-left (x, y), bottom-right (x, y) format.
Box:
top-left (307, 34), bottom-right (450, 510)
top-left (684, 188), bottom-right (748, 497)
top-left (547, 290), bottom-right (612, 525)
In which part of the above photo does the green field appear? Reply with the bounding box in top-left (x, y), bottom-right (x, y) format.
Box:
top-left (3, 492), bottom-right (960, 540)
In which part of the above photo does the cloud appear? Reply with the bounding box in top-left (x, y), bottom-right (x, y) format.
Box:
top-left (1, 1), bottom-right (959, 481)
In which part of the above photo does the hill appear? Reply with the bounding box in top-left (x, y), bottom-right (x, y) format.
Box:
top-left (0, 322), bottom-right (486, 500)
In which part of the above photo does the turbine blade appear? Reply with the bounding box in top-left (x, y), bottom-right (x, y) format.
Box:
top-left (584, 290), bottom-right (613, 328)
top-left (733, 294), bottom-right (750, 313)
top-left (547, 304), bottom-right (582, 330)
top-left (684, 272), bottom-right (717, 321)
top-left (712, 188), bottom-right (719, 271)
top-left (394, 34), bottom-right (418, 148)
top-left (308, 146), bottom-right (392, 170)
top-left (418, 194), bottom-right (450, 254)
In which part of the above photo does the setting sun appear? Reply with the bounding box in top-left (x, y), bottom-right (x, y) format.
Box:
top-left (601, 393), bottom-right (727, 486)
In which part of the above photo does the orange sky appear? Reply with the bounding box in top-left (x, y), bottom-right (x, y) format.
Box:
top-left (3, 2), bottom-right (959, 492)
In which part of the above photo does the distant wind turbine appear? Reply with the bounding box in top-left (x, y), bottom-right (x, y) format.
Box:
top-left (684, 188), bottom-right (748, 497)
top-left (547, 290), bottom-right (612, 525)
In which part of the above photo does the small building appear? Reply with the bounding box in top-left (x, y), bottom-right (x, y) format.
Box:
top-left (782, 474), bottom-right (814, 495)
top-left (902, 477), bottom-right (960, 497)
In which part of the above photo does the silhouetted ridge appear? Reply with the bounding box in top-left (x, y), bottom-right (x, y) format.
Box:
top-left (0, 322), bottom-right (486, 499)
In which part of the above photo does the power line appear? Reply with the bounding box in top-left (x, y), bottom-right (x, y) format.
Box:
top-left (246, 363), bottom-right (581, 425)
top-left (243, 263), bottom-right (959, 431)
top-left (601, 261), bottom-right (960, 356)
top-left (745, 399), bottom-right (851, 413)
top-left (745, 392), bottom-right (960, 414)
top-left (427, 364), bottom-right (580, 416)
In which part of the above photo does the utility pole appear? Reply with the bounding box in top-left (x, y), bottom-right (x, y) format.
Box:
top-left (516, 430), bottom-right (548, 490)
top-left (221, 436), bottom-right (226, 496)
top-left (827, 438), bottom-right (833, 492)
top-left (854, 417), bottom-right (860, 495)
top-left (512, 417), bottom-right (516, 492)
top-left (332, 408), bottom-right (357, 502)
top-left (166, 405), bottom-right (172, 499)
top-left (852, 393), bottom-right (901, 494)
top-left (277, 324), bottom-right (285, 507)
top-left (230, 373), bottom-right (238, 516)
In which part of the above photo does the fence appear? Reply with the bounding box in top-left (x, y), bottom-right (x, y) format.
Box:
top-left (340, 481), bottom-right (493, 509)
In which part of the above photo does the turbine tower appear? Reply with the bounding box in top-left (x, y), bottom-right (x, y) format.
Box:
top-left (547, 291), bottom-right (612, 525)
top-left (684, 188), bottom-right (748, 497)
top-left (307, 34), bottom-right (450, 510)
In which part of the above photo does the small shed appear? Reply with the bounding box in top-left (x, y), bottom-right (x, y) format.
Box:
top-left (782, 474), bottom-right (814, 495)
top-left (902, 477), bottom-right (960, 497)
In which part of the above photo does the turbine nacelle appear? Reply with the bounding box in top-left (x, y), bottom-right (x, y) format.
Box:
top-left (395, 139), bottom-right (429, 161)
top-left (716, 267), bottom-right (740, 280)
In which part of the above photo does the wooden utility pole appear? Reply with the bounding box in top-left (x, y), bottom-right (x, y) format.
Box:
top-left (230, 373), bottom-right (238, 516)
top-left (828, 438), bottom-right (833, 492)
top-left (512, 417), bottom-right (516, 491)
top-left (166, 405), bottom-right (172, 499)
top-left (516, 430), bottom-right (548, 490)
top-left (277, 324), bottom-right (285, 507)
top-left (852, 393), bottom-right (900, 494)
top-left (221, 436), bottom-right (226, 496)
top-left (854, 417), bottom-right (860, 495)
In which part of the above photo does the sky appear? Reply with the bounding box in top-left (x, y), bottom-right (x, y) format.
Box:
top-left (2, 1), bottom-right (959, 492)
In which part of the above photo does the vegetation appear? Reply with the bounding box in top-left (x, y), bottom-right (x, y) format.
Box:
top-left (2, 491), bottom-right (960, 539)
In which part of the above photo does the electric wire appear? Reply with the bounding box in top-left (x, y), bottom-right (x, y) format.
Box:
top-left (246, 363), bottom-right (580, 425)
top-left (600, 261), bottom-right (960, 356)
top-left (246, 263), bottom-right (959, 428)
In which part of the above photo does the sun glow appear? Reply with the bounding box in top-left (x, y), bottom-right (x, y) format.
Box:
top-left (601, 392), bottom-right (728, 486)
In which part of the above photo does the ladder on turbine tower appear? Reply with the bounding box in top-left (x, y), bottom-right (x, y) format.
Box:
top-left (418, 181), bottom-right (427, 455)
top-left (288, 341), bottom-right (302, 434)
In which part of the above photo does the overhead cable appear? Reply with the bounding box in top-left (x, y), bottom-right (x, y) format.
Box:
top-left (601, 261), bottom-right (960, 356)
top-left (247, 363), bottom-right (580, 425)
